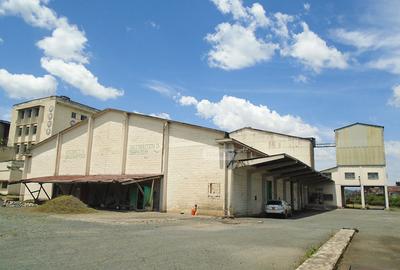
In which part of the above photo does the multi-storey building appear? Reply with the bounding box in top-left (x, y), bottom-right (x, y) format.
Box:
top-left (319, 123), bottom-right (389, 209)
top-left (8, 96), bottom-right (98, 159)
top-left (1, 96), bottom-right (98, 197)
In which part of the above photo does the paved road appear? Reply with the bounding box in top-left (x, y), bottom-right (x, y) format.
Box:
top-left (0, 208), bottom-right (399, 270)
top-left (337, 210), bottom-right (400, 270)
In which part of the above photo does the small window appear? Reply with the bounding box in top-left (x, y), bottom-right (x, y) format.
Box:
top-left (18, 127), bottom-right (23, 136)
top-left (345, 172), bottom-right (355, 180)
top-left (1, 182), bottom-right (7, 189)
top-left (208, 183), bottom-right (221, 197)
top-left (81, 115), bottom-right (87, 121)
top-left (20, 110), bottom-right (24, 119)
top-left (15, 144), bottom-right (20, 154)
top-left (32, 125), bottom-right (37, 135)
top-left (25, 126), bottom-right (30, 135)
top-left (26, 109), bottom-right (32, 118)
top-left (368, 172), bottom-right (379, 180)
top-left (21, 144), bottom-right (26, 154)
top-left (71, 112), bottom-right (77, 119)
top-left (35, 107), bottom-right (39, 117)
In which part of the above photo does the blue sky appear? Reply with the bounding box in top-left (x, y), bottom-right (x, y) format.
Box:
top-left (0, 0), bottom-right (399, 183)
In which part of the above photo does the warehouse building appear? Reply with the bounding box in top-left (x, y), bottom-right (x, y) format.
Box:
top-left (19, 109), bottom-right (331, 216)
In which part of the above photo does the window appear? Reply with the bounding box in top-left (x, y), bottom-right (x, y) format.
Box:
top-left (21, 144), bottom-right (26, 154)
top-left (15, 144), bottom-right (20, 154)
top-left (1, 182), bottom-right (7, 189)
top-left (33, 125), bottom-right (37, 135)
top-left (368, 172), bottom-right (379, 180)
top-left (18, 127), bottom-right (23, 136)
top-left (345, 172), bottom-right (356, 180)
top-left (26, 109), bottom-right (32, 118)
top-left (81, 115), bottom-right (87, 121)
top-left (20, 110), bottom-right (24, 119)
top-left (25, 126), bottom-right (30, 135)
top-left (34, 107), bottom-right (39, 117)
top-left (208, 183), bottom-right (221, 197)
top-left (71, 112), bottom-right (77, 119)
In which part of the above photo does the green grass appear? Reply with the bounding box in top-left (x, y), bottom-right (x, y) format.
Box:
top-left (32, 195), bottom-right (96, 214)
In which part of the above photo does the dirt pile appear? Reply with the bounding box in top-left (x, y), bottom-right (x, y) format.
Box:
top-left (34, 195), bottom-right (96, 214)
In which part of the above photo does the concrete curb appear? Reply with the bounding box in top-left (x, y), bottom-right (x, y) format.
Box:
top-left (296, 228), bottom-right (356, 270)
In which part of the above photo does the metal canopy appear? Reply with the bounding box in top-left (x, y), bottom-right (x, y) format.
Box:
top-left (235, 154), bottom-right (332, 183)
top-left (17, 174), bottom-right (163, 184)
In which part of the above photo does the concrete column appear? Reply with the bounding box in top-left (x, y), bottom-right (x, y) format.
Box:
top-left (384, 185), bottom-right (390, 209)
top-left (360, 185), bottom-right (366, 209)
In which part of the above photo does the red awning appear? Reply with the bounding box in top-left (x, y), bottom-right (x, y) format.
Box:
top-left (18, 174), bottom-right (163, 185)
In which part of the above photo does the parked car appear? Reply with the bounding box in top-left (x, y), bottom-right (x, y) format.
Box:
top-left (265, 200), bottom-right (292, 218)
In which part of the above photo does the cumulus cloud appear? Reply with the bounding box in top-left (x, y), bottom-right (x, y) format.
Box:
top-left (206, 23), bottom-right (278, 70)
top-left (303, 3), bottom-right (310, 12)
top-left (288, 22), bottom-right (348, 72)
top-left (179, 95), bottom-right (320, 138)
top-left (207, 0), bottom-right (348, 72)
top-left (179, 96), bottom-right (199, 106)
top-left (273, 12), bottom-right (294, 38)
top-left (0, 0), bottom-right (58, 29)
top-left (0, 68), bottom-right (57, 99)
top-left (37, 19), bottom-right (88, 63)
top-left (0, 0), bottom-right (122, 100)
top-left (41, 58), bottom-right (123, 100)
top-left (388, 85), bottom-right (400, 107)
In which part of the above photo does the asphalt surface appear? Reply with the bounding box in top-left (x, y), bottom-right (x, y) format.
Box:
top-left (0, 208), bottom-right (399, 270)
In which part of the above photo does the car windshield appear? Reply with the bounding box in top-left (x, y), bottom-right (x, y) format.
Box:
top-left (267, 200), bottom-right (282, 205)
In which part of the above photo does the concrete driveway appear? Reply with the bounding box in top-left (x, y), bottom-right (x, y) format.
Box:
top-left (0, 208), bottom-right (399, 270)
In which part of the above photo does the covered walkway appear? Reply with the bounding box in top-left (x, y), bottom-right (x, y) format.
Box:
top-left (231, 154), bottom-right (333, 216)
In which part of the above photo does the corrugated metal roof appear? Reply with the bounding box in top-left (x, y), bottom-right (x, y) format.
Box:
top-left (17, 174), bottom-right (163, 184)
top-left (236, 154), bottom-right (332, 184)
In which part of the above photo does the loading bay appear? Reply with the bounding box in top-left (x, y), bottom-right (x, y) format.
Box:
top-left (0, 208), bottom-right (399, 270)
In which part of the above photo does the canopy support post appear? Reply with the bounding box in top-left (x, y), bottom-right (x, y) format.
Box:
top-left (40, 183), bottom-right (51, 200)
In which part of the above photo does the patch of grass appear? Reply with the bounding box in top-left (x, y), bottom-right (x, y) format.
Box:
top-left (33, 195), bottom-right (96, 214)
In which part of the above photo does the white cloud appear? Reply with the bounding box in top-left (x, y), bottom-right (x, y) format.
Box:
top-left (211, 0), bottom-right (248, 21)
top-left (179, 95), bottom-right (320, 138)
top-left (0, 0), bottom-right (58, 29)
top-left (368, 56), bottom-right (400, 75)
top-left (388, 85), bottom-right (400, 107)
top-left (0, 0), bottom-right (122, 100)
top-left (272, 12), bottom-right (294, 38)
top-left (41, 58), bottom-right (123, 100)
top-left (293, 74), bottom-right (308, 83)
top-left (314, 147), bottom-right (336, 171)
top-left (0, 37), bottom-right (3, 44)
top-left (179, 95), bottom-right (198, 106)
top-left (206, 23), bottom-right (277, 70)
top-left (303, 3), bottom-right (310, 12)
top-left (144, 80), bottom-right (181, 97)
top-left (37, 18), bottom-right (88, 63)
top-left (207, 1), bottom-right (348, 72)
top-left (0, 68), bottom-right (57, 99)
top-left (150, 112), bottom-right (170, 119)
top-left (288, 22), bottom-right (348, 72)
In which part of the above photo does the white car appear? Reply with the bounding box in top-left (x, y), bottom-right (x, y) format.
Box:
top-left (265, 200), bottom-right (292, 218)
